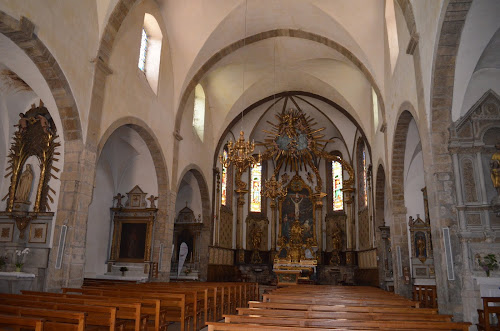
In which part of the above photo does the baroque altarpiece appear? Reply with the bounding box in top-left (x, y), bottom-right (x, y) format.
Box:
top-left (0, 101), bottom-right (59, 291)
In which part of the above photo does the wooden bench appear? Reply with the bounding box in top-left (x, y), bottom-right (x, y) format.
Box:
top-left (222, 313), bottom-right (471, 330)
top-left (413, 284), bottom-right (438, 308)
top-left (64, 287), bottom-right (192, 331)
top-left (248, 300), bottom-right (439, 314)
top-left (0, 314), bottom-right (45, 331)
top-left (14, 292), bottom-right (147, 331)
top-left (44, 290), bottom-right (165, 331)
top-left (236, 307), bottom-right (453, 322)
top-left (0, 305), bottom-right (86, 331)
top-left (0, 298), bottom-right (126, 331)
top-left (477, 297), bottom-right (500, 331)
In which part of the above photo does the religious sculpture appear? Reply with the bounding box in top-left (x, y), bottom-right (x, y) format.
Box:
top-left (15, 164), bottom-right (34, 203)
top-left (491, 143), bottom-right (500, 196)
top-left (17, 113), bottom-right (29, 132)
top-left (250, 222), bottom-right (263, 264)
top-left (291, 193), bottom-right (303, 220)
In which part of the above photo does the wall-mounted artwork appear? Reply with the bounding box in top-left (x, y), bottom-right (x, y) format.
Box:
top-left (29, 222), bottom-right (48, 244)
top-left (0, 223), bottom-right (14, 242)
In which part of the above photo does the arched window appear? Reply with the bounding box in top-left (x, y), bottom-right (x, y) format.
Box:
top-left (138, 28), bottom-right (148, 72)
top-left (385, 0), bottom-right (399, 74)
top-left (137, 13), bottom-right (162, 94)
top-left (250, 162), bottom-right (262, 212)
top-left (372, 88), bottom-right (380, 130)
top-left (332, 161), bottom-right (343, 211)
top-left (193, 84), bottom-right (205, 141)
top-left (221, 149), bottom-right (228, 206)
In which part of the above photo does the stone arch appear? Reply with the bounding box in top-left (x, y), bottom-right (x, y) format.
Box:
top-left (174, 164), bottom-right (211, 281)
top-left (427, 0), bottom-right (472, 315)
top-left (0, 11), bottom-right (92, 291)
top-left (174, 29), bottom-right (387, 133)
top-left (97, 116), bottom-right (171, 277)
top-left (390, 110), bottom-right (414, 296)
top-left (0, 12), bottom-right (83, 142)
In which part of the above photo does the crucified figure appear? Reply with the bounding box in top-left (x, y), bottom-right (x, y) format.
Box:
top-left (291, 193), bottom-right (303, 220)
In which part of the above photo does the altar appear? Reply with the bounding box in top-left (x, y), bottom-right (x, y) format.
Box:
top-left (273, 175), bottom-right (318, 283)
top-left (0, 271), bottom-right (35, 294)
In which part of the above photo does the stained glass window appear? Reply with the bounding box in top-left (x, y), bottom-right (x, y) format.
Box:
top-left (221, 150), bottom-right (228, 206)
top-left (363, 148), bottom-right (368, 206)
top-left (332, 161), bottom-right (343, 211)
top-left (138, 28), bottom-right (148, 72)
top-left (250, 163), bottom-right (262, 212)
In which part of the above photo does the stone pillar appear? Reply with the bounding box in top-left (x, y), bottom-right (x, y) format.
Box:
top-left (343, 188), bottom-right (355, 265)
top-left (313, 193), bottom-right (326, 261)
top-left (391, 206), bottom-right (411, 297)
top-left (45, 141), bottom-right (97, 291)
top-left (235, 188), bottom-right (247, 263)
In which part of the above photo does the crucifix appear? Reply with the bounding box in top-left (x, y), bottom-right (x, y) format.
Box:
top-left (147, 195), bottom-right (158, 208)
top-left (113, 193), bottom-right (124, 208)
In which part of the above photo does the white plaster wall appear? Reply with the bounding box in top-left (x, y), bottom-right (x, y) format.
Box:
top-left (0, 1), bottom-right (100, 142)
top-left (100, 0), bottom-right (175, 189)
top-left (175, 171), bottom-right (203, 221)
top-left (84, 126), bottom-right (158, 277)
top-left (410, 0), bottom-right (445, 124)
top-left (164, 0), bottom-right (384, 111)
top-left (460, 69), bottom-right (500, 116)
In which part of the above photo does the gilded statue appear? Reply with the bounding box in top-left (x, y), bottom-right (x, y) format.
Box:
top-left (491, 143), bottom-right (500, 196)
top-left (15, 164), bottom-right (34, 203)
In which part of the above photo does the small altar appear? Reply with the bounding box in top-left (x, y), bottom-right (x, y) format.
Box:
top-left (0, 271), bottom-right (35, 294)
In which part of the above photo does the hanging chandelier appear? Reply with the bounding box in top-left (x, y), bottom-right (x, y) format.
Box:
top-left (220, 131), bottom-right (261, 189)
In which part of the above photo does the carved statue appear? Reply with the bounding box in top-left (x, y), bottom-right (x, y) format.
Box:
top-left (491, 143), bottom-right (500, 196)
top-left (291, 193), bottom-right (303, 220)
top-left (17, 113), bottom-right (28, 132)
top-left (15, 164), bottom-right (34, 203)
top-left (36, 114), bottom-right (51, 134)
top-left (417, 237), bottom-right (426, 258)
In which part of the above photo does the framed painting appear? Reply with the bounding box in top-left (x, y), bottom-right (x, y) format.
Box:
top-left (0, 223), bottom-right (14, 242)
top-left (110, 211), bottom-right (155, 263)
top-left (29, 222), bottom-right (48, 243)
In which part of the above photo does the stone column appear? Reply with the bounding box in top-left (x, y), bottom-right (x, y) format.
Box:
top-left (343, 188), bottom-right (355, 265)
top-left (313, 193), bottom-right (326, 261)
top-left (452, 153), bottom-right (467, 231)
top-left (235, 188), bottom-right (247, 263)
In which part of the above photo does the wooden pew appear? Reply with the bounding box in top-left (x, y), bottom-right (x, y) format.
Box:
top-left (206, 322), bottom-right (341, 331)
top-left (0, 305), bottom-right (86, 331)
top-left (0, 314), bottom-right (45, 331)
top-left (64, 287), bottom-right (191, 331)
top-left (263, 293), bottom-right (420, 307)
top-left (13, 292), bottom-right (147, 331)
top-left (222, 313), bottom-right (471, 330)
top-left (477, 297), bottom-right (500, 330)
top-left (0, 299), bottom-right (126, 331)
top-left (27, 291), bottom-right (166, 331)
top-left (248, 300), bottom-right (439, 315)
top-left (236, 307), bottom-right (453, 322)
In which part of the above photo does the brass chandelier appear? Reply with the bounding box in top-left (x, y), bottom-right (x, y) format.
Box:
top-left (219, 131), bottom-right (261, 189)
